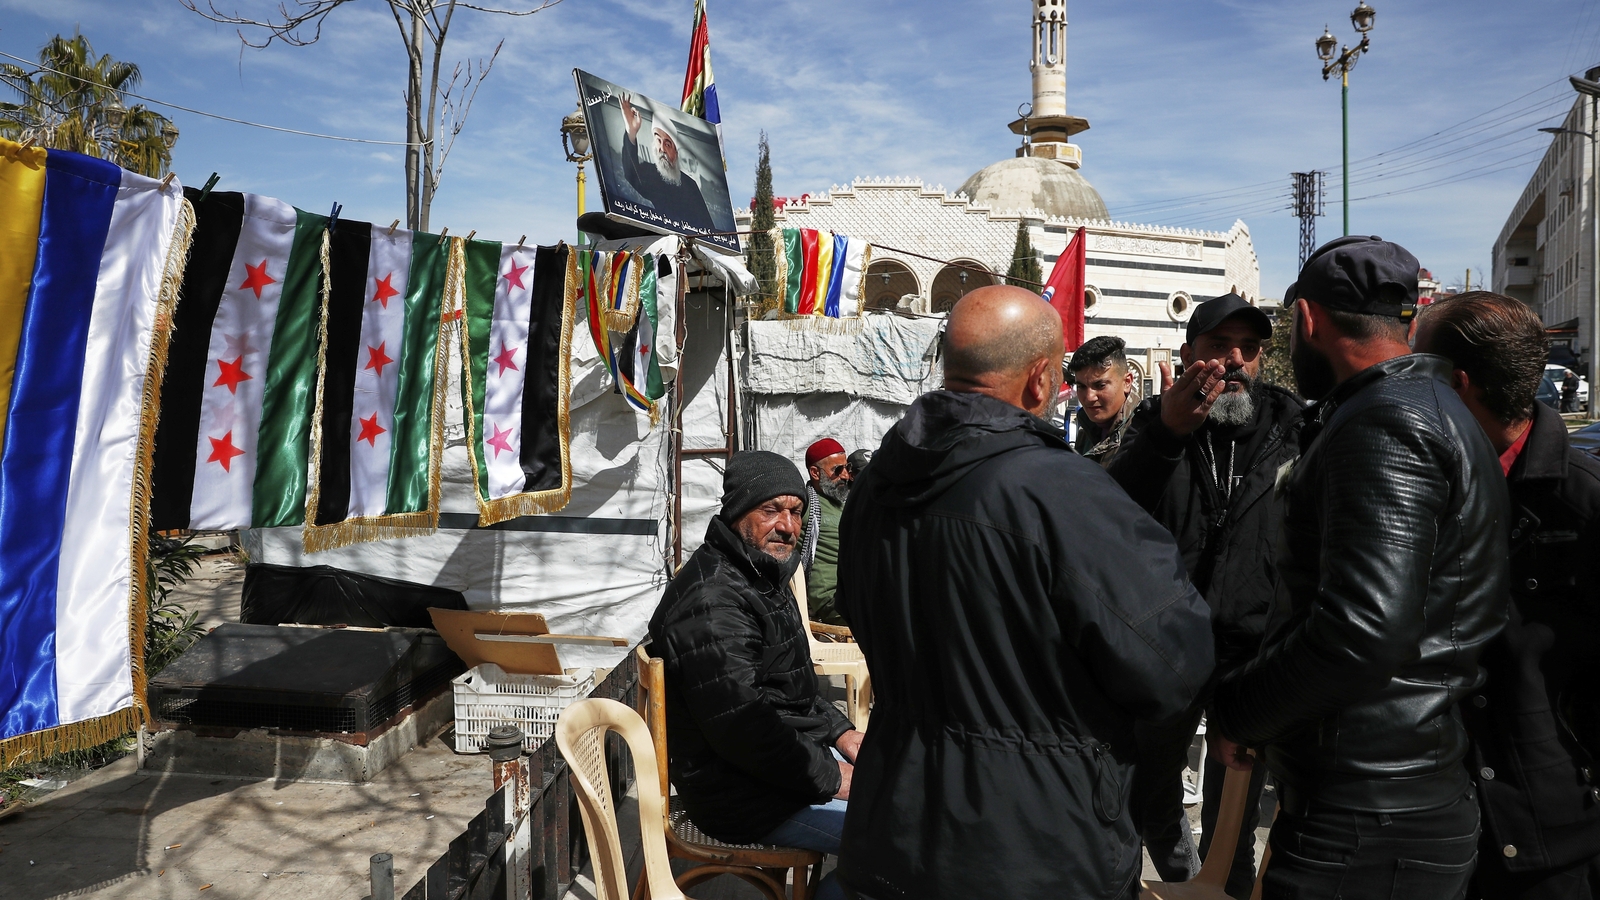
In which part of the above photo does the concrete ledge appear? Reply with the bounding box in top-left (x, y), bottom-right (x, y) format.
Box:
top-left (142, 689), bottom-right (455, 784)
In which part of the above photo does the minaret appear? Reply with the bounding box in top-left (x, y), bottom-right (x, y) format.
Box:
top-left (1009, 0), bottom-right (1090, 168)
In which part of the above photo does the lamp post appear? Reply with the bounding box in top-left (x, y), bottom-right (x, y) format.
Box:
top-left (1549, 67), bottom-right (1600, 415)
top-left (1316, 1), bottom-right (1375, 237)
top-left (560, 105), bottom-right (593, 245)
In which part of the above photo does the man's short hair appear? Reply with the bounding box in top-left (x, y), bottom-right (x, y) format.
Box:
top-left (1068, 335), bottom-right (1128, 376)
top-left (1419, 291), bottom-right (1549, 424)
top-left (1317, 304), bottom-right (1412, 344)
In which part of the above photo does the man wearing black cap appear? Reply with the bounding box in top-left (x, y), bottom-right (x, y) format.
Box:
top-left (1209, 237), bottom-right (1511, 898)
top-left (648, 450), bottom-right (864, 900)
top-left (1107, 292), bottom-right (1305, 894)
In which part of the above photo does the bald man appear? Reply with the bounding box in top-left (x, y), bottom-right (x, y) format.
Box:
top-left (835, 286), bottom-right (1215, 899)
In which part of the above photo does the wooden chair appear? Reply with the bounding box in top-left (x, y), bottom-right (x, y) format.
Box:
top-left (557, 698), bottom-right (686, 900)
top-left (789, 570), bottom-right (872, 729)
top-left (634, 645), bottom-right (825, 900)
top-left (1139, 762), bottom-right (1272, 899)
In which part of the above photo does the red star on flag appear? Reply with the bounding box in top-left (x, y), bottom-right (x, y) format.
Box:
top-left (207, 431), bottom-right (246, 472)
top-left (240, 260), bottom-right (276, 299)
top-left (213, 356), bottom-right (252, 394)
top-left (492, 343), bottom-right (519, 376)
top-left (502, 259), bottom-right (529, 290)
top-left (372, 273), bottom-right (399, 308)
top-left (357, 413), bottom-right (386, 446)
top-left (486, 422), bottom-right (516, 458)
top-left (364, 342), bottom-right (394, 376)
top-left (639, 343), bottom-right (651, 364)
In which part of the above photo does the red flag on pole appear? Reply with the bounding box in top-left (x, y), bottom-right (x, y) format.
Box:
top-left (1040, 226), bottom-right (1086, 352)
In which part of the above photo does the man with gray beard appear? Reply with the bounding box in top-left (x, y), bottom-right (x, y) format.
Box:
top-left (1107, 292), bottom-right (1305, 897)
top-left (619, 94), bottom-right (716, 232)
top-left (801, 438), bottom-right (852, 625)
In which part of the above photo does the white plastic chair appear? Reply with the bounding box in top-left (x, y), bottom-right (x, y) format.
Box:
top-left (790, 569), bottom-right (871, 728)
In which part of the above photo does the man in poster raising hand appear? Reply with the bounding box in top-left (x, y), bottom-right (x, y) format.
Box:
top-left (620, 94), bottom-right (715, 232)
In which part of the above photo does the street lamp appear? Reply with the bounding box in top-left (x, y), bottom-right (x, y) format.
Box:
top-left (1549, 67), bottom-right (1600, 415)
top-left (160, 121), bottom-right (179, 150)
top-left (1315, 3), bottom-right (1375, 236)
top-left (560, 105), bottom-right (592, 244)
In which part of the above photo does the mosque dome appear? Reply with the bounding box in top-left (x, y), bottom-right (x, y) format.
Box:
top-left (957, 156), bottom-right (1109, 222)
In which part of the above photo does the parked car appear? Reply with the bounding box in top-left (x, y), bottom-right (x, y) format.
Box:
top-left (1537, 374), bottom-right (1562, 411)
top-left (1545, 364), bottom-right (1589, 408)
top-left (1571, 420), bottom-right (1600, 457)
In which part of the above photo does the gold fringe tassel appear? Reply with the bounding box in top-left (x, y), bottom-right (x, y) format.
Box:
top-left (771, 227), bottom-right (789, 311)
top-left (780, 314), bottom-right (865, 336)
top-left (470, 244), bottom-right (577, 527)
top-left (854, 243), bottom-right (873, 317)
top-left (302, 231), bottom-right (458, 553)
top-left (602, 250), bottom-right (643, 333)
top-left (299, 227), bottom-right (337, 549)
top-left (0, 192), bottom-right (197, 768)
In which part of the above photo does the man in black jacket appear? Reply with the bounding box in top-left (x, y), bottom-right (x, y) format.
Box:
top-left (1415, 292), bottom-right (1600, 899)
top-left (1108, 292), bottom-right (1303, 895)
top-left (648, 451), bottom-right (863, 900)
top-left (836, 285), bottom-right (1216, 899)
top-left (1211, 236), bottom-right (1511, 899)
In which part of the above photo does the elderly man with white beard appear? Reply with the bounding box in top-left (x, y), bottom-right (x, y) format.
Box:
top-left (619, 94), bottom-right (715, 232)
top-left (1106, 292), bottom-right (1307, 898)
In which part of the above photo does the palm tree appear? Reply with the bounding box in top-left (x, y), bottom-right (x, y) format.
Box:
top-left (0, 32), bottom-right (178, 177)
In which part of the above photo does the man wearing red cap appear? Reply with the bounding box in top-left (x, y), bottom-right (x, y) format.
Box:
top-left (801, 438), bottom-right (851, 624)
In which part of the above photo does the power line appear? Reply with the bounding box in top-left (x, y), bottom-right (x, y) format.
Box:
top-left (0, 49), bottom-right (427, 146)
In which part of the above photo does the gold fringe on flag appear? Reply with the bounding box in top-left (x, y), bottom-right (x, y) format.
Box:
top-left (854, 244), bottom-right (873, 317)
top-left (302, 232), bottom-right (457, 553)
top-left (460, 243), bottom-right (577, 527)
top-left (0, 193), bottom-right (196, 768)
top-left (780, 314), bottom-right (866, 336)
top-left (601, 250), bottom-right (643, 333)
top-left (770, 227), bottom-right (789, 310)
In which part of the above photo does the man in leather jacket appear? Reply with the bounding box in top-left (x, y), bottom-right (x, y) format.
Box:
top-left (648, 451), bottom-right (864, 900)
top-left (1415, 292), bottom-right (1600, 899)
top-left (1210, 236), bottom-right (1510, 899)
top-left (836, 287), bottom-right (1214, 899)
top-left (1109, 293), bottom-right (1303, 895)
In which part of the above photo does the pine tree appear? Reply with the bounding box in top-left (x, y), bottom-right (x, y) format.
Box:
top-left (748, 131), bottom-right (778, 304)
top-left (1006, 220), bottom-right (1043, 289)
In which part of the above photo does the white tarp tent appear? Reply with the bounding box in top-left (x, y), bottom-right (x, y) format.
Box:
top-left (245, 237), bottom-right (751, 669)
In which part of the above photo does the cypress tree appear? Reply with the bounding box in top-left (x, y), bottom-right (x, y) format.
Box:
top-left (748, 132), bottom-right (777, 303)
top-left (1006, 220), bottom-right (1043, 288)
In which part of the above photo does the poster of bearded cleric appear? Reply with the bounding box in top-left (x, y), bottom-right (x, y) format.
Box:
top-left (574, 69), bottom-right (739, 254)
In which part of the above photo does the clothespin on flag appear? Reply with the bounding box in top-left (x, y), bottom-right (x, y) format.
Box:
top-left (198, 172), bottom-right (221, 203)
top-left (327, 201), bottom-right (343, 234)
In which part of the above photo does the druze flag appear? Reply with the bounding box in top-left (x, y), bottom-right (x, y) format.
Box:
top-left (460, 239), bottom-right (577, 526)
top-left (303, 220), bottom-right (453, 551)
top-left (150, 190), bottom-right (327, 532)
top-left (774, 227), bottom-right (870, 317)
top-left (0, 140), bottom-right (193, 764)
top-left (581, 247), bottom-right (662, 418)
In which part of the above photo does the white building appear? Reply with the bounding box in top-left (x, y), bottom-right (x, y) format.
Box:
top-left (1492, 77), bottom-right (1598, 373)
top-left (738, 0), bottom-right (1265, 394)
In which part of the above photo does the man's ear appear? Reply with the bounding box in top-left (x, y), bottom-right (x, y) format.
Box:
top-left (1179, 343), bottom-right (1194, 368)
top-left (1451, 368), bottom-right (1473, 400)
top-left (1022, 356), bottom-right (1054, 413)
top-left (1295, 299), bottom-right (1317, 345)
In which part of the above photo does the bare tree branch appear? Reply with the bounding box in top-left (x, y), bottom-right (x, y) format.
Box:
top-left (430, 38), bottom-right (500, 195)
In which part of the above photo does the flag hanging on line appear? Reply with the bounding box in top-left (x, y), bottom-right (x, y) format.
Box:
top-left (149, 190), bottom-right (327, 532)
top-left (1041, 225), bottom-right (1087, 352)
top-left (618, 254), bottom-right (667, 409)
top-left (460, 239), bottom-right (577, 526)
top-left (773, 227), bottom-right (871, 317)
top-left (581, 248), bottom-right (663, 419)
top-left (302, 219), bottom-right (454, 552)
top-left (680, 0), bottom-right (723, 165)
top-left (0, 139), bottom-right (194, 765)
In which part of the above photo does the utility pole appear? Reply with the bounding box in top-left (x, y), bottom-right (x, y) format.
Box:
top-left (1291, 171), bottom-right (1327, 270)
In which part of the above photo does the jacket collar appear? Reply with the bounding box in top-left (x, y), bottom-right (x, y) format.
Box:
top-left (703, 515), bottom-right (799, 594)
top-left (1508, 401), bottom-right (1569, 484)
top-left (1303, 354), bottom-right (1450, 451)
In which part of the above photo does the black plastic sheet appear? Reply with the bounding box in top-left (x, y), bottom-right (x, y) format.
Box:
top-left (241, 563), bottom-right (468, 629)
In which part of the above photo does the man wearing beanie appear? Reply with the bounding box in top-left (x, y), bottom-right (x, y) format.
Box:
top-left (800, 437), bottom-right (851, 625)
top-left (1210, 236), bottom-right (1510, 898)
top-left (648, 450), bottom-right (863, 900)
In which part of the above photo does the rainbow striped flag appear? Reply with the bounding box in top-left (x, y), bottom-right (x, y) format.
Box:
top-left (775, 227), bottom-right (871, 317)
top-left (0, 139), bottom-right (194, 764)
top-left (680, 0), bottom-right (722, 163)
top-left (580, 248), bottom-right (662, 418)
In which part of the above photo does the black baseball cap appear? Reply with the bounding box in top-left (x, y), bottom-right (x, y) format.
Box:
top-left (1297, 235), bottom-right (1420, 319)
top-left (1185, 293), bottom-right (1272, 345)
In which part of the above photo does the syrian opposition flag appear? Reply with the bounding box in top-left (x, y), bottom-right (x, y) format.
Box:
top-left (302, 220), bottom-right (453, 552)
top-left (0, 141), bottom-right (193, 764)
top-left (774, 227), bottom-right (870, 317)
top-left (460, 240), bottom-right (577, 526)
top-left (680, 0), bottom-right (723, 164)
top-left (1041, 226), bottom-right (1087, 352)
top-left (150, 190), bottom-right (327, 532)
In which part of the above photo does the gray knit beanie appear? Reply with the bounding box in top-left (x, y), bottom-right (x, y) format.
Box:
top-left (719, 451), bottom-right (806, 523)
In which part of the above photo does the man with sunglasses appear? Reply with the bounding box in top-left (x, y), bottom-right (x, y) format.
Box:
top-left (801, 438), bottom-right (852, 625)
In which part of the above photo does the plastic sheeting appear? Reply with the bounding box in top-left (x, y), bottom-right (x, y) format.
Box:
top-left (240, 563), bottom-right (469, 629)
top-left (744, 313), bottom-right (943, 405)
top-left (247, 238), bottom-right (749, 669)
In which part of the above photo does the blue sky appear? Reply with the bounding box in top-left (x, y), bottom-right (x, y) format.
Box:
top-left (2, 0), bottom-right (1596, 297)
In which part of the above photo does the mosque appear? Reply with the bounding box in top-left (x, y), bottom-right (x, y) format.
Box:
top-left (737, 0), bottom-right (1265, 393)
